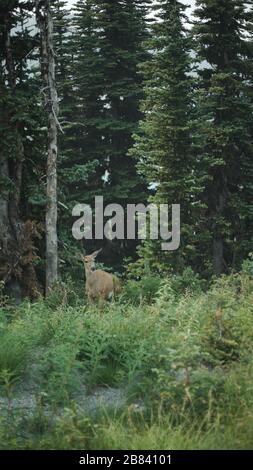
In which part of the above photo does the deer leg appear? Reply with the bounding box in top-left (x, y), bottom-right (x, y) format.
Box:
top-left (98, 296), bottom-right (105, 310)
top-left (86, 290), bottom-right (95, 306)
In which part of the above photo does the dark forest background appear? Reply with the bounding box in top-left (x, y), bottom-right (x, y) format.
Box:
top-left (1, 1), bottom-right (253, 452)
top-left (1, 0), bottom-right (253, 299)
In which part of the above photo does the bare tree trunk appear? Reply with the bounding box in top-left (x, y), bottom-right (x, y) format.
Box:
top-left (36, 0), bottom-right (58, 294)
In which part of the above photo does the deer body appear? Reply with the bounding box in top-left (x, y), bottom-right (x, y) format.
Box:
top-left (83, 250), bottom-right (121, 302)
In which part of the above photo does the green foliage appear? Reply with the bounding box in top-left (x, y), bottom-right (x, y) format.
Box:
top-left (130, 0), bottom-right (199, 273)
top-left (44, 280), bottom-right (84, 310)
top-left (55, 0), bottom-right (150, 271)
top-left (193, 0), bottom-right (253, 274)
top-left (167, 267), bottom-right (206, 297)
top-left (0, 332), bottom-right (29, 379)
top-left (0, 270), bottom-right (253, 449)
top-left (121, 276), bottom-right (162, 305)
top-left (41, 342), bottom-right (83, 403)
top-left (242, 254), bottom-right (253, 278)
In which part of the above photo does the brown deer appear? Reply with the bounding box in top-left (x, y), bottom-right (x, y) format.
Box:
top-left (82, 249), bottom-right (121, 303)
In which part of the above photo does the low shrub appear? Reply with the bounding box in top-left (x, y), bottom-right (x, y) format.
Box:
top-left (0, 269), bottom-right (253, 449)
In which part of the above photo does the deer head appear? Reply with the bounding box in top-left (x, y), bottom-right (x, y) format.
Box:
top-left (82, 249), bottom-right (102, 273)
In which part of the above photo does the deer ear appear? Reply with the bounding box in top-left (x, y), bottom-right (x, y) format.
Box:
top-left (91, 248), bottom-right (102, 258)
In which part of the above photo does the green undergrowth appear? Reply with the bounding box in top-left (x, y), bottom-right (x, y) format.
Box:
top-left (0, 267), bottom-right (253, 449)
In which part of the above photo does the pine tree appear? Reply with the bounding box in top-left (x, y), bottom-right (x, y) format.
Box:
top-left (95, 0), bottom-right (150, 207)
top-left (57, 0), bottom-right (150, 267)
top-left (61, 0), bottom-right (104, 206)
top-left (0, 1), bottom-right (43, 298)
top-left (130, 0), bottom-right (197, 273)
top-left (194, 0), bottom-right (253, 275)
top-left (51, 0), bottom-right (105, 275)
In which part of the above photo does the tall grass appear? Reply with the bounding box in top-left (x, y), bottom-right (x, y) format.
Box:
top-left (0, 269), bottom-right (253, 449)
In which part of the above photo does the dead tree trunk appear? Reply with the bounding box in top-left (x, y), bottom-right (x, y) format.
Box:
top-left (36, 0), bottom-right (58, 294)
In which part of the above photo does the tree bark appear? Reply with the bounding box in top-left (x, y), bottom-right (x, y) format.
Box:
top-left (36, 0), bottom-right (58, 294)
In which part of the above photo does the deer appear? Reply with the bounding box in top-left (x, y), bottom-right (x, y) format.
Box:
top-left (82, 249), bottom-right (121, 304)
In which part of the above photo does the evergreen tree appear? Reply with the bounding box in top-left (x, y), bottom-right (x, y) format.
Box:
top-left (130, 0), bottom-right (197, 273)
top-left (52, 0), bottom-right (104, 275)
top-left (194, 0), bottom-right (253, 275)
top-left (95, 0), bottom-right (150, 206)
top-left (58, 0), bottom-right (150, 267)
top-left (0, 1), bottom-right (79, 293)
top-left (0, 0), bottom-right (44, 298)
top-left (61, 0), bottom-right (104, 205)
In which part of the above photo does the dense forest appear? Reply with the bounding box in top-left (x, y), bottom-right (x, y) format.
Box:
top-left (0, 0), bottom-right (253, 452)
